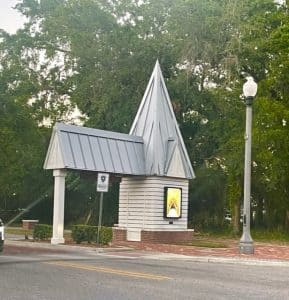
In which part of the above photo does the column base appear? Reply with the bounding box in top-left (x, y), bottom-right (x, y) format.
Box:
top-left (239, 241), bottom-right (254, 254)
top-left (51, 237), bottom-right (65, 245)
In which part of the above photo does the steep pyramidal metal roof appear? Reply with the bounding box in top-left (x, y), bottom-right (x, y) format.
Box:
top-left (44, 123), bottom-right (145, 176)
top-left (130, 60), bottom-right (195, 179)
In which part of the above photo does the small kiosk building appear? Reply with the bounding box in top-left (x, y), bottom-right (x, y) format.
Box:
top-left (44, 61), bottom-right (195, 244)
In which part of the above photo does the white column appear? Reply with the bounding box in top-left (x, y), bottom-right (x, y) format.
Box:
top-left (51, 169), bottom-right (66, 245)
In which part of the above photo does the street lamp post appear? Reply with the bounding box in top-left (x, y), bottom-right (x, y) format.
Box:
top-left (239, 77), bottom-right (258, 255)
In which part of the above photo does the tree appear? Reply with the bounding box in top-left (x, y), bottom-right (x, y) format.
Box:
top-left (0, 32), bottom-right (51, 218)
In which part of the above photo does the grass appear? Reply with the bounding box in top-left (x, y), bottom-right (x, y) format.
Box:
top-left (5, 227), bottom-right (33, 235)
top-left (188, 240), bottom-right (228, 248)
top-left (252, 229), bottom-right (289, 244)
top-left (192, 227), bottom-right (289, 246)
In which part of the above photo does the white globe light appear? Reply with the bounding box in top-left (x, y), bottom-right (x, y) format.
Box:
top-left (243, 77), bottom-right (258, 98)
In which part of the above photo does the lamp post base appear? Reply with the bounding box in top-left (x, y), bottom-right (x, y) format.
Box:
top-left (239, 228), bottom-right (254, 254)
top-left (239, 241), bottom-right (254, 254)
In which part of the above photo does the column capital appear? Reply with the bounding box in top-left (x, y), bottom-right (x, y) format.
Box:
top-left (53, 169), bottom-right (67, 177)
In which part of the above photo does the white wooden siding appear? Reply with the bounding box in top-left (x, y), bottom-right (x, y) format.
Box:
top-left (118, 176), bottom-right (189, 230)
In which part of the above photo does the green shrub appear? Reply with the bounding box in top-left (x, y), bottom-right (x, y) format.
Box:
top-left (71, 225), bottom-right (112, 245)
top-left (99, 227), bottom-right (113, 245)
top-left (86, 226), bottom-right (97, 243)
top-left (33, 224), bottom-right (52, 240)
top-left (71, 225), bottom-right (94, 244)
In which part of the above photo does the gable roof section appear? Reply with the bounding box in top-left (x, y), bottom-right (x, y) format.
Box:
top-left (44, 123), bottom-right (145, 176)
top-left (130, 60), bottom-right (195, 179)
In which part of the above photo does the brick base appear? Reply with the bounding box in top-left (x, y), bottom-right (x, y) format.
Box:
top-left (113, 228), bottom-right (193, 244)
top-left (141, 230), bottom-right (193, 244)
top-left (112, 228), bottom-right (127, 242)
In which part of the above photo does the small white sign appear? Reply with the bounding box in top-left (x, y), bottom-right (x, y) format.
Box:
top-left (97, 173), bottom-right (110, 192)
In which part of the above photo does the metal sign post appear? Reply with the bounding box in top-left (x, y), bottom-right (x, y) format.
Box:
top-left (96, 173), bottom-right (109, 245)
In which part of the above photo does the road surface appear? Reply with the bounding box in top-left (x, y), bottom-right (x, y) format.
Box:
top-left (1, 245), bottom-right (289, 299)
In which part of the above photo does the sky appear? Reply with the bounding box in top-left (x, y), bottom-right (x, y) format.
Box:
top-left (0, 0), bottom-right (26, 34)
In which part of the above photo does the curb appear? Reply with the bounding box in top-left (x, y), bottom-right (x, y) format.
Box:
top-left (5, 239), bottom-right (134, 253)
top-left (142, 252), bottom-right (289, 267)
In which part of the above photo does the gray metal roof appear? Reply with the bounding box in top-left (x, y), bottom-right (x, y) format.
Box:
top-left (44, 123), bottom-right (145, 176)
top-left (44, 61), bottom-right (194, 179)
top-left (130, 60), bottom-right (195, 179)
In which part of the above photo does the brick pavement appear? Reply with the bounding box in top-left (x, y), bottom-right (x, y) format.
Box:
top-left (112, 240), bottom-right (289, 262)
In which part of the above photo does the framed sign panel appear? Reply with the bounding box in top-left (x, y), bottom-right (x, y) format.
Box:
top-left (164, 187), bottom-right (182, 219)
top-left (97, 173), bottom-right (110, 192)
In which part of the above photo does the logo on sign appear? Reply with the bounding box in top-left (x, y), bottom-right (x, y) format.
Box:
top-left (97, 173), bottom-right (109, 192)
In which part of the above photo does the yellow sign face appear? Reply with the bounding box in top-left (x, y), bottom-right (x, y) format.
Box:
top-left (165, 187), bottom-right (182, 218)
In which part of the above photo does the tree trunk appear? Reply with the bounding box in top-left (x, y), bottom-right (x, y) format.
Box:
top-left (84, 209), bottom-right (92, 225)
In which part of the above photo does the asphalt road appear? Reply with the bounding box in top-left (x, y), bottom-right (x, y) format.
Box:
top-left (1, 246), bottom-right (289, 300)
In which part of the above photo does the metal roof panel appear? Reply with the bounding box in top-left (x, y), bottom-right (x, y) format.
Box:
top-left (78, 135), bottom-right (95, 170)
top-left (59, 131), bottom-right (75, 168)
top-left (68, 132), bottom-right (86, 170)
top-left (89, 136), bottom-right (105, 171)
top-left (116, 140), bottom-right (132, 174)
top-left (44, 123), bottom-right (146, 176)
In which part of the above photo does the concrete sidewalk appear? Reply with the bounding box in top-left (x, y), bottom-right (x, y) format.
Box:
top-left (4, 234), bottom-right (289, 267)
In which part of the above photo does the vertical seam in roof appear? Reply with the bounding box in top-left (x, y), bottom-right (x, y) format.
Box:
top-left (145, 122), bottom-right (154, 159)
top-left (106, 139), bottom-right (115, 173)
top-left (132, 142), bottom-right (141, 174)
top-left (97, 137), bottom-right (107, 171)
top-left (115, 140), bottom-right (124, 174)
top-left (158, 121), bottom-right (165, 157)
top-left (165, 141), bottom-right (177, 173)
top-left (124, 142), bottom-right (133, 174)
top-left (87, 136), bottom-right (97, 170)
top-left (67, 132), bottom-right (77, 168)
top-left (141, 80), bottom-right (154, 137)
top-left (160, 81), bottom-right (170, 135)
top-left (78, 134), bottom-right (87, 169)
top-left (157, 121), bottom-right (165, 174)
